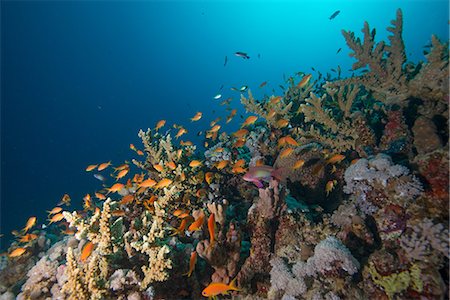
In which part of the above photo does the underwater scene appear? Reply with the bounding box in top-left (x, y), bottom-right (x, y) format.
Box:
top-left (1, 1), bottom-right (449, 299)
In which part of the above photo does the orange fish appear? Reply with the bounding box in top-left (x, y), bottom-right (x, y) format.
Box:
top-left (59, 194), bottom-right (71, 206)
top-left (183, 251), bottom-right (197, 277)
top-left (106, 183), bottom-right (125, 194)
top-left (234, 159), bottom-right (245, 167)
top-left (293, 159), bottom-right (305, 169)
top-left (190, 112), bottom-right (202, 122)
top-left (276, 119), bottom-right (289, 128)
top-left (189, 160), bottom-right (202, 168)
top-left (173, 209), bottom-right (186, 217)
top-left (98, 161), bottom-right (112, 171)
top-left (19, 233), bottom-right (38, 243)
top-left (120, 194), bottom-right (134, 205)
top-left (278, 137), bottom-right (287, 147)
top-left (202, 278), bottom-right (240, 298)
top-left (155, 119), bottom-right (166, 131)
top-left (139, 178), bottom-right (157, 188)
top-left (284, 136), bottom-right (298, 146)
top-left (48, 213), bottom-right (64, 224)
top-left (326, 180), bottom-right (337, 196)
top-left (205, 172), bottom-right (214, 185)
top-left (47, 207), bottom-right (63, 215)
top-left (208, 213), bottom-right (216, 249)
top-left (267, 109), bottom-right (276, 119)
top-left (232, 166), bottom-right (247, 174)
top-left (80, 241), bottom-right (94, 262)
top-left (94, 192), bottom-right (106, 200)
top-left (280, 148), bottom-right (294, 158)
top-left (233, 139), bottom-right (246, 148)
top-left (111, 210), bottom-right (126, 217)
top-left (297, 74), bottom-right (312, 88)
top-left (180, 140), bottom-right (193, 146)
top-left (115, 168), bottom-right (129, 180)
top-left (9, 247), bottom-right (26, 258)
top-left (23, 217), bottom-right (37, 233)
top-left (153, 164), bottom-right (164, 172)
top-left (327, 154), bottom-right (345, 164)
top-left (242, 116), bottom-right (258, 127)
top-left (175, 127), bottom-right (188, 139)
top-left (136, 150), bottom-right (144, 156)
top-left (83, 194), bottom-right (92, 210)
top-left (270, 96), bottom-right (282, 105)
top-left (86, 164), bottom-right (98, 172)
top-left (214, 147), bottom-right (224, 153)
top-left (215, 160), bottom-right (229, 170)
top-left (130, 144), bottom-right (137, 151)
top-left (155, 178), bottom-right (172, 189)
top-left (114, 163), bottom-right (129, 171)
top-left (233, 129), bottom-right (248, 138)
top-left (188, 215), bottom-right (205, 231)
top-left (166, 161), bottom-right (177, 170)
top-left (170, 219), bottom-right (188, 237)
top-left (351, 158), bottom-right (360, 165)
top-left (209, 124), bottom-right (221, 133)
top-left (133, 173), bottom-right (145, 183)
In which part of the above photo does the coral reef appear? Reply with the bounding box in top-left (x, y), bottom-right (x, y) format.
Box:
top-left (0, 7), bottom-right (448, 300)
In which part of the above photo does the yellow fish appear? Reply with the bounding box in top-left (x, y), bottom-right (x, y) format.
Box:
top-left (190, 112), bottom-right (202, 121)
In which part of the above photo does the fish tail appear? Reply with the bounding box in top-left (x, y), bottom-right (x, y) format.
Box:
top-left (271, 167), bottom-right (287, 182)
top-left (229, 277), bottom-right (241, 291)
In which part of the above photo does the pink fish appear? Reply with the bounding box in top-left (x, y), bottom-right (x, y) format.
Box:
top-left (243, 165), bottom-right (282, 188)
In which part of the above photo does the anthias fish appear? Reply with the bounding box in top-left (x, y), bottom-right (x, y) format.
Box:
top-left (243, 165), bottom-right (282, 188)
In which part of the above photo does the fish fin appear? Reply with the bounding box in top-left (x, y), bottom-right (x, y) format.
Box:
top-left (229, 277), bottom-right (241, 291)
top-left (271, 167), bottom-right (287, 183)
top-left (254, 180), bottom-right (264, 188)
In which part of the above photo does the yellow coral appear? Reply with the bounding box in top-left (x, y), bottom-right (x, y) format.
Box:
top-left (367, 262), bottom-right (423, 300)
top-left (140, 245), bottom-right (172, 289)
top-left (62, 247), bottom-right (88, 300)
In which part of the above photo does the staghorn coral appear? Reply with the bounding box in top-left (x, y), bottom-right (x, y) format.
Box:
top-left (329, 9), bottom-right (449, 107)
top-left (140, 245), bottom-right (172, 289)
top-left (61, 247), bottom-right (88, 300)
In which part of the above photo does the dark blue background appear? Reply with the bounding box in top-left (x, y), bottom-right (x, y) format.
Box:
top-left (1, 0), bottom-right (448, 249)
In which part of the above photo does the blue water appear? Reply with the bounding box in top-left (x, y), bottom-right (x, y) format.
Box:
top-left (1, 0), bottom-right (448, 250)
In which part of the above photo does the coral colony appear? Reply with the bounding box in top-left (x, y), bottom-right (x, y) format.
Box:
top-left (1, 9), bottom-right (448, 300)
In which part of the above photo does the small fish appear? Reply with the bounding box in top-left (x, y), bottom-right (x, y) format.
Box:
top-left (259, 81), bottom-right (267, 88)
top-left (326, 180), bottom-right (337, 196)
top-left (190, 112), bottom-right (202, 122)
top-left (234, 159), bottom-right (245, 168)
top-left (175, 127), bottom-right (188, 139)
top-left (233, 139), bottom-right (246, 148)
top-left (209, 124), bottom-right (221, 133)
top-left (213, 94), bottom-right (222, 100)
top-left (9, 247), bottom-right (26, 258)
top-left (94, 192), bottom-right (106, 200)
top-left (166, 161), bottom-right (177, 170)
top-left (242, 116), bottom-right (258, 127)
top-left (86, 164), bottom-right (98, 172)
top-left (93, 174), bottom-right (106, 182)
top-left (326, 154), bottom-right (345, 164)
top-left (170, 219), bottom-right (187, 236)
top-left (130, 144), bottom-right (137, 151)
top-left (47, 207), bottom-right (63, 215)
top-left (270, 96), bottom-right (282, 105)
top-left (243, 165), bottom-right (282, 188)
top-left (336, 48), bottom-right (342, 54)
top-left (202, 278), bottom-right (240, 298)
top-left (188, 215), bottom-right (205, 231)
top-left (48, 213), bottom-right (64, 224)
top-left (183, 251), bottom-right (197, 277)
top-left (19, 233), bottom-right (38, 243)
top-left (276, 119), bottom-right (289, 128)
top-left (155, 119), bottom-right (166, 131)
top-left (224, 55), bottom-right (228, 66)
top-left (280, 148), bottom-right (294, 158)
top-left (297, 74), bottom-right (312, 88)
top-left (205, 172), bottom-right (214, 185)
top-left (292, 160), bottom-right (305, 170)
top-left (235, 51), bottom-right (250, 59)
top-left (279, 84), bottom-right (285, 90)
top-left (153, 164), bottom-right (164, 172)
top-left (189, 160), bottom-right (202, 168)
top-left (98, 161), bottom-right (112, 171)
top-left (23, 217), bottom-right (37, 233)
top-left (114, 163), bottom-right (129, 171)
top-left (139, 178), bottom-right (157, 188)
top-left (155, 178), bottom-right (173, 189)
top-left (120, 194), bottom-right (134, 205)
top-left (284, 135), bottom-right (298, 146)
top-left (215, 160), bottom-right (229, 170)
top-left (267, 109), bottom-right (276, 119)
top-left (329, 10), bottom-right (340, 20)
top-left (58, 194), bottom-right (71, 206)
top-left (239, 85), bottom-right (248, 92)
top-left (115, 168), bottom-right (129, 180)
top-left (230, 87), bottom-right (239, 92)
top-left (83, 194), bottom-right (92, 210)
top-left (106, 183), bottom-right (125, 194)
top-left (220, 98), bottom-right (232, 106)
top-left (80, 241), bottom-right (94, 262)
